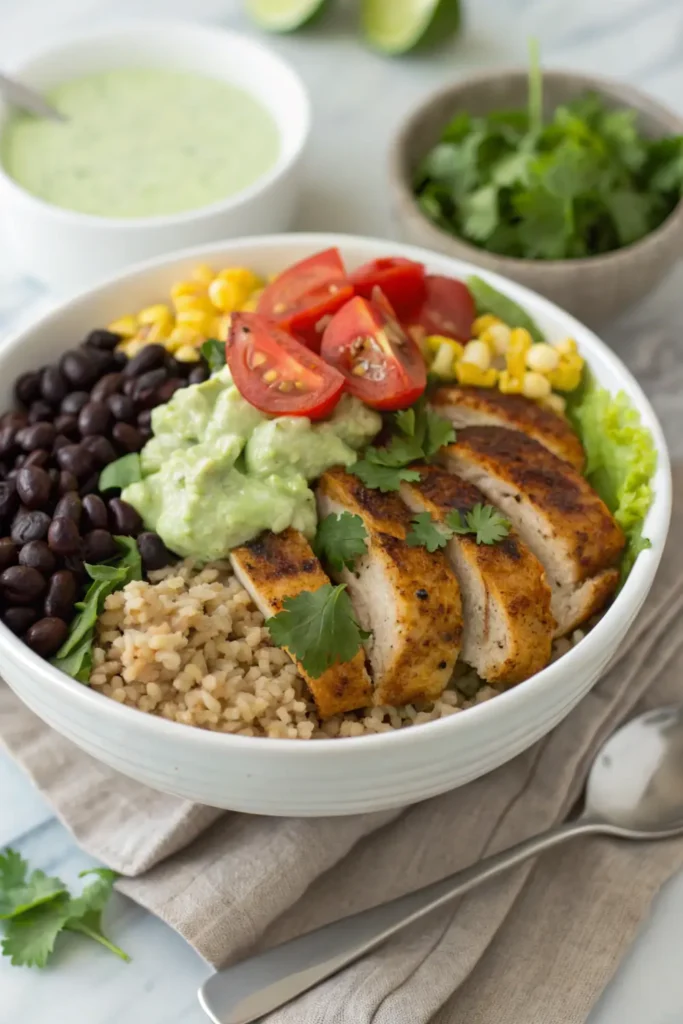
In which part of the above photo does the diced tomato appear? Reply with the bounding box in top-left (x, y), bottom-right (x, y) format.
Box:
top-left (320, 288), bottom-right (426, 411)
top-left (256, 247), bottom-right (354, 351)
top-left (349, 257), bottom-right (426, 318)
top-left (407, 275), bottom-right (475, 343)
top-left (227, 313), bottom-right (345, 419)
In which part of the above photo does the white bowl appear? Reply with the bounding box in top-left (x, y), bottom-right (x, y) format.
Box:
top-left (0, 233), bottom-right (671, 816)
top-left (0, 22), bottom-right (310, 293)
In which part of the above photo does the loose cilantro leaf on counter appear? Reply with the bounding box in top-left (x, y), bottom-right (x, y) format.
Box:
top-left (267, 583), bottom-right (370, 678)
top-left (446, 504), bottom-right (512, 545)
top-left (0, 850), bottom-right (129, 968)
top-left (201, 338), bottom-right (226, 373)
top-left (406, 513), bottom-right (450, 552)
top-left (99, 453), bottom-right (142, 492)
top-left (313, 513), bottom-right (368, 573)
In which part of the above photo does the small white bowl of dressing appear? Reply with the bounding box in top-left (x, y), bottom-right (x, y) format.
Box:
top-left (0, 20), bottom-right (310, 292)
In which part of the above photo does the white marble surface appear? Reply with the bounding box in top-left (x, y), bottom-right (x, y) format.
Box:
top-left (2, 0), bottom-right (683, 1021)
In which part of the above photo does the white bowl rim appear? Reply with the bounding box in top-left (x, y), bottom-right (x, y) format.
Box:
top-left (0, 19), bottom-right (311, 229)
top-left (0, 231), bottom-right (672, 758)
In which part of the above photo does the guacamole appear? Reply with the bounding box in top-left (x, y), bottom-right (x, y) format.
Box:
top-left (122, 367), bottom-right (382, 561)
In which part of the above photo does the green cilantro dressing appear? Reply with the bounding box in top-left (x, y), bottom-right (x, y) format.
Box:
top-left (122, 368), bottom-right (382, 561)
top-left (1, 68), bottom-right (280, 218)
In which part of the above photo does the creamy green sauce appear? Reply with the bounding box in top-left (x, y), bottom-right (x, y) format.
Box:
top-left (122, 368), bottom-right (382, 561)
top-left (1, 68), bottom-right (280, 218)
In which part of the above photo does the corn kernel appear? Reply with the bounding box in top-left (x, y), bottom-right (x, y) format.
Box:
top-left (498, 370), bottom-right (523, 394)
top-left (462, 340), bottom-right (491, 372)
top-left (138, 303), bottom-right (172, 325)
top-left (426, 334), bottom-right (464, 358)
top-left (191, 263), bottom-right (215, 285)
top-left (108, 315), bottom-right (138, 339)
top-left (138, 320), bottom-right (171, 342)
top-left (171, 280), bottom-right (207, 303)
top-left (208, 276), bottom-right (241, 313)
top-left (473, 314), bottom-right (502, 337)
top-left (120, 339), bottom-right (146, 359)
top-left (165, 326), bottom-right (203, 353)
top-left (431, 343), bottom-right (457, 379)
top-left (176, 309), bottom-right (214, 335)
top-left (217, 266), bottom-right (263, 293)
top-left (455, 362), bottom-right (498, 387)
top-left (241, 288), bottom-right (263, 312)
top-left (481, 323), bottom-right (511, 356)
top-left (506, 328), bottom-right (532, 379)
top-left (525, 343), bottom-right (560, 374)
top-left (547, 357), bottom-right (583, 392)
top-left (175, 344), bottom-right (201, 363)
top-left (543, 393), bottom-right (567, 416)
top-left (522, 371), bottom-right (552, 400)
top-left (554, 337), bottom-right (578, 356)
top-left (173, 293), bottom-right (214, 315)
top-left (213, 315), bottom-right (232, 341)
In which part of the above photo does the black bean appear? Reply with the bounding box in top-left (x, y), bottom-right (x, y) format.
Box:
top-left (60, 391), bottom-right (90, 416)
top-left (19, 540), bottom-right (56, 574)
top-left (18, 422), bottom-right (56, 452)
top-left (81, 435), bottom-right (116, 467)
top-left (79, 473), bottom-right (101, 497)
top-left (156, 377), bottom-right (184, 404)
top-left (54, 414), bottom-right (79, 439)
top-left (90, 372), bottom-right (123, 402)
top-left (60, 350), bottom-right (98, 389)
top-left (53, 491), bottom-right (82, 524)
top-left (78, 401), bottom-right (111, 437)
top-left (0, 462), bottom-right (8, 480)
top-left (188, 364), bottom-right (209, 385)
top-left (44, 570), bottom-right (77, 620)
top-left (82, 493), bottom-right (108, 530)
top-left (47, 517), bottom-right (81, 555)
top-left (136, 409), bottom-right (152, 429)
top-left (137, 531), bottom-right (174, 571)
top-left (107, 393), bottom-right (135, 423)
top-left (122, 378), bottom-right (137, 398)
top-left (4, 606), bottom-right (38, 635)
top-left (25, 617), bottom-right (69, 656)
top-left (28, 400), bottom-right (54, 424)
top-left (83, 528), bottom-right (117, 563)
top-left (58, 470), bottom-right (79, 495)
top-left (16, 466), bottom-right (51, 509)
top-left (139, 426), bottom-right (152, 443)
top-left (14, 455), bottom-right (26, 469)
top-left (40, 366), bottom-right (68, 407)
top-left (112, 351), bottom-right (128, 369)
top-left (123, 343), bottom-right (166, 377)
top-left (1, 411), bottom-right (28, 430)
top-left (63, 554), bottom-right (86, 579)
top-left (108, 498), bottom-right (142, 535)
top-left (24, 450), bottom-right (51, 470)
top-left (14, 371), bottom-right (42, 406)
top-left (55, 444), bottom-right (96, 480)
top-left (0, 538), bottom-right (17, 570)
top-left (1, 565), bottom-right (46, 603)
top-left (132, 367), bottom-right (166, 400)
top-left (11, 509), bottom-right (50, 545)
top-left (52, 434), bottom-right (72, 456)
top-left (112, 422), bottom-right (143, 453)
top-left (0, 424), bottom-right (18, 456)
top-left (0, 480), bottom-right (18, 521)
top-left (85, 348), bottom-right (118, 376)
top-left (85, 328), bottom-right (121, 351)
top-left (133, 387), bottom-right (159, 411)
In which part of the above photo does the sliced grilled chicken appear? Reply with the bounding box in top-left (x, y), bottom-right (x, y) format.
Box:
top-left (230, 528), bottom-right (372, 718)
top-left (441, 426), bottom-right (625, 636)
top-left (400, 467), bottom-right (554, 687)
top-left (432, 386), bottom-right (585, 471)
top-left (316, 468), bottom-right (462, 706)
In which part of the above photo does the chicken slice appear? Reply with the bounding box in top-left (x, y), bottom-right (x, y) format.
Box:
top-left (316, 468), bottom-right (462, 706)
top-left (432, 386), bottom-right (585, 471)
top-left (400, 467), bottom-right (554, 687)
top-left (230, 527), bottom-right (372, 718)
top-left (440, 426), bottom-right (625, 636)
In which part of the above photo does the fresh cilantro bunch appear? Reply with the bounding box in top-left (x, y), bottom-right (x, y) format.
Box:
top-left (414, 42), bottom-right (683, 260)
top-left (406, 506), bottom-right (511, 550)
top-left (0, 849), bottom-right (129, 968)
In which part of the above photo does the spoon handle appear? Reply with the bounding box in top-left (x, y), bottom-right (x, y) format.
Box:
top-left (199, 818), bottom-right (601, 1024)
top-left (0, 72), bottom-right (65, 121)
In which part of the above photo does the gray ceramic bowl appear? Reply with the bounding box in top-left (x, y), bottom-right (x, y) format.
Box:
top-left (389, 69), bottom-right (683, 327)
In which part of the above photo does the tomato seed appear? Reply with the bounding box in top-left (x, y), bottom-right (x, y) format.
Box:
top-left (263, 369), bottom-right (278, 383)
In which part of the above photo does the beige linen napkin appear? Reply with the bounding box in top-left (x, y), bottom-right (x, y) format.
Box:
top-left (1, 467), bottom-right (683, 1023)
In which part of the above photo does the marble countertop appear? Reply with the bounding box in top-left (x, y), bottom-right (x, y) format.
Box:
top-left (2, 0), bottom-right (683, 1021)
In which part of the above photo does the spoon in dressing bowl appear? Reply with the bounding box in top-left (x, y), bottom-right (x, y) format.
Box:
top-left (199, 703), bottom-right (683, 1024)
top-left (0, 72), bottom-right (65, 121)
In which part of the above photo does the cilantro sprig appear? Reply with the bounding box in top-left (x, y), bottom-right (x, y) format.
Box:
top-left (0, 850), bottom-right (129, 968)
top-left (313, 513), bottom-right (368, 572)
top-left (200, 337), bottom-right (226, 373)
top-left (267, 583), bottom-right (370, 678)
top-left (414, 40), bottom-right (683, 261)
top-left (406, 505), bottom-right (511, 550)
top-left (351, 398), bottom-right (455, 492)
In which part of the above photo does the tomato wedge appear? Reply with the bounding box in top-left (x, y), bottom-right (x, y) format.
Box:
top-left (320, 288), bottom-right (426, 411)
top-left (407, 275), bottom-right (475, 343)
top-left (256, 247), bottom-right (354, 351)
top-left (350, 257), bottom-right (426, 318)
top-left (227, 313), bottom-right (345, 419)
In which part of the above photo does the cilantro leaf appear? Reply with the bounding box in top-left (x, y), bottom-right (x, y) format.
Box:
top-left (98, 453), bottom-right (142, 492)
top-left (0, 850), bottom-right (66, 921)
top-left (64, 869), bottom-right (130, 963)
top-left (444, 509), bottom-right (472, 535)
top-left (267, 584), bottom-right (370, 678)
top-left (1, 896), bottom-right (72, 967)
top-left (423, 408), bottom-right (456, 458)
top-left (394, 407), bottom-right (416, 436)
top-left (313, 513), bottom-right (368, 573)
top-left (351, 460), bottom-right (421, 493)
top-left (406, 513), bottom-right (450, 553)
top-left (461, 184), bottom-right (499, 241)
top-left (200, 338), bottom-right (226, 373)
top-left (445, 505), bottom-right (512, 545)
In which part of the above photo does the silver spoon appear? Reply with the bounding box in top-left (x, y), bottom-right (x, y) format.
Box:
top-left (199, 703), bottom-right (683, 1024)
top-left (0, 72), bottom-right (65, 121)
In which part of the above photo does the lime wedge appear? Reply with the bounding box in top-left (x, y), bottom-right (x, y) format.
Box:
top-left (361, 0), bottom-right (461, 54)
top-left (246, 0), bottom-right (330, 33)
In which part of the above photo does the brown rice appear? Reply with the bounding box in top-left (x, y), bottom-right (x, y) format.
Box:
top-left (89, 559), bottom-right (584, 739)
